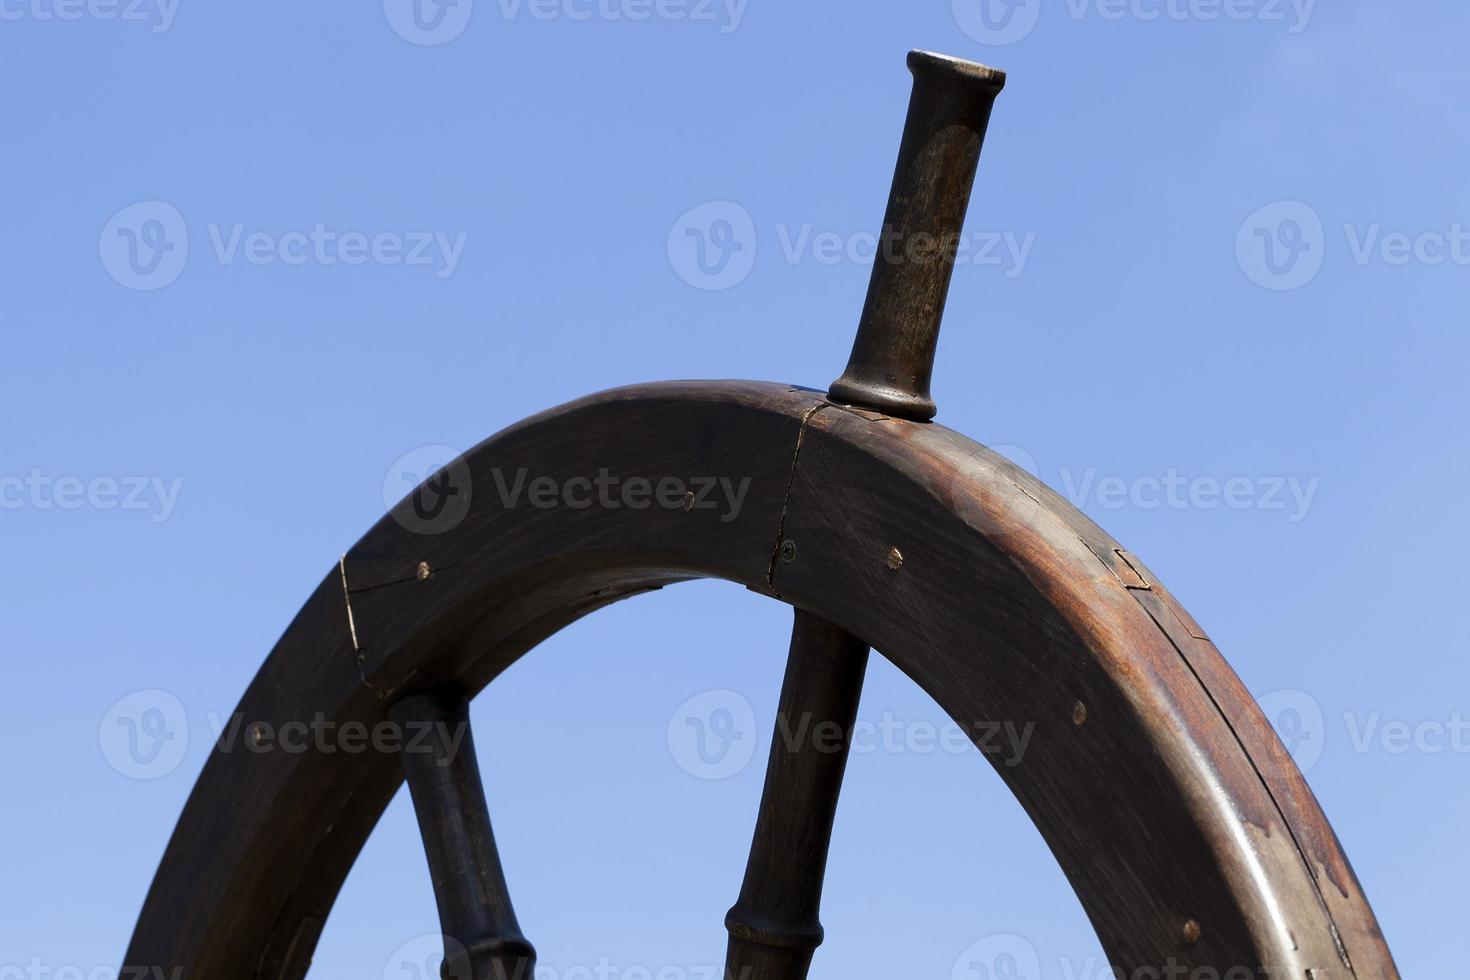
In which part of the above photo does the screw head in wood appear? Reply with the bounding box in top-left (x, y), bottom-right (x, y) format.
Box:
top-left (780, 539), bottom-right (798, 563)
top-left (886, 547), bottom-right (904, 571)
top-left (416, 561), bottom-right (432, 581)
top-left (1072, 701), bottom-right (1088, 726)
top-left (1182, 919), bottom-right (1201, 945)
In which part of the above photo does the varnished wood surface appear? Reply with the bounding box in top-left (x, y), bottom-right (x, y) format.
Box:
top-left (391, 691), bottom-right (534, 980)
top-left (724, 609), bottom-right (870, 980)
top-left (122, 380), bottom-right (1397, 979)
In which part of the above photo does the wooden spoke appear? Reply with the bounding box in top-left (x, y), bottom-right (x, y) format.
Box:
top-left (390, 690), bottom-right (535, 980)
top-left (724, 610), bottom-right (870, 980)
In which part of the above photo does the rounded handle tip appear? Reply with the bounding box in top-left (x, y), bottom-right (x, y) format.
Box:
top-left (907, 49), bottom-right (1007, 88)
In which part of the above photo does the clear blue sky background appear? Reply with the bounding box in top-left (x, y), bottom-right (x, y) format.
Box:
top-left (3, 2), bottom-right (1466, 977)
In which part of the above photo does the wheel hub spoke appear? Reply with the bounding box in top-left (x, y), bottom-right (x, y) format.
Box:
top-left (724, 610), bottom-right (870, 980)
top-left (392, 690), bottom-right (535, 980)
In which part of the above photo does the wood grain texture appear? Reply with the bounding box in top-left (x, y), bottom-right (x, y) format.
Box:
top-left (122, 380), bottom-right (1397, 980)
top-left (724, 609), bottom-right (870, 980)
top-left (391, 690), bottom-right (534, 980)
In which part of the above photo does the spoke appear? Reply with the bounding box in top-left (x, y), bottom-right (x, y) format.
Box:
top-left (724, 610), bottom-right (870, 980)
top-left (391, 690), bottom-right (535, 980)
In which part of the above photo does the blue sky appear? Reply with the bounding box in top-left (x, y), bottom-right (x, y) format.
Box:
top-left (2, 2), bottom-right (1466, 977)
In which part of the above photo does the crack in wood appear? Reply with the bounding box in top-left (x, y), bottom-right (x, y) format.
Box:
top-left (765, 402), bottom-right (831, 593)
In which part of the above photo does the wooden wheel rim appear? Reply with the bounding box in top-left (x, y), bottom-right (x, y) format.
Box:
top-left (123, 380), bottom-right (1395, 979)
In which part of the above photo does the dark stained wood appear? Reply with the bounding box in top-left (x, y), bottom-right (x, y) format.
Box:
top-left (121, 380), bottom-right (1398, 980)
top-left (724, 610), bottom-right (870, 980)
top-left (390, 690), bottom-right (534, 980)
top-left (829, 51), bottom-right (1005, 421)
